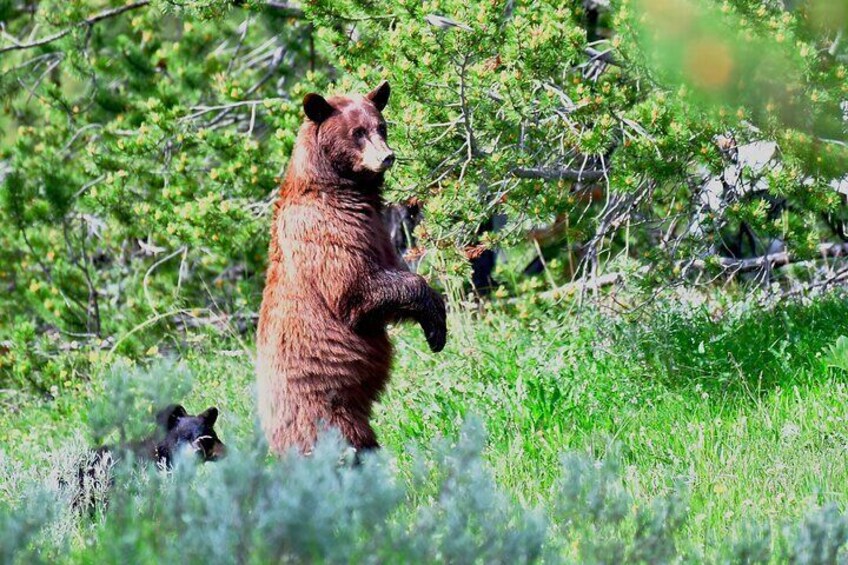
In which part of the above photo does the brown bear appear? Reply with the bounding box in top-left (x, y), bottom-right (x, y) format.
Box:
top-left (256, 81), bottom-right (447, 454)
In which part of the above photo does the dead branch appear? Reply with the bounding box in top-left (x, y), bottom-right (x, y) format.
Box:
top-left (584, 47), bottom-right (618, 66)
top-left (513, 167), bottom-right (606, 182)
top-left (691, 243), bottom-right (848, 274)
top-left (0, 1), bottom-right (150, 55)
top-left (265, 1), bottom-right (304, 17)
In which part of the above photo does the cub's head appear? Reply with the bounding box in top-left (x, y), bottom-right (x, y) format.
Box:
top-left (302, 81), bottom-right (394, 181)
top-left (155, 404), bottom-right (227, 467)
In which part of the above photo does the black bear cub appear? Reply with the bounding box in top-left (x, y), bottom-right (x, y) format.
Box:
top-left (87, 404), bottom-right (226, 469)
top-left (71, 404), bottom-right (226, 510)
top-left (146, 404), bottom-right (227, 465)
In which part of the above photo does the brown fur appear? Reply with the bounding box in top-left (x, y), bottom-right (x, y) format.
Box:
top-left (256, 82), bottom-right (446, 454)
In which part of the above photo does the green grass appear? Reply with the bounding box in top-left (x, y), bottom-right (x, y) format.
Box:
top-left (379, 296), bottom-right (848, 535)
top-left (4, 293), bottom-right (848, 558)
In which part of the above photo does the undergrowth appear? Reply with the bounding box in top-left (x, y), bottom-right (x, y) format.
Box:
top-left (3, 294), bottom-right (848, 562)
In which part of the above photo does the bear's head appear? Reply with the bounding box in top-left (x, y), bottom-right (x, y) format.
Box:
top-left (154, 404), bottom-right (227, 466)
top-left (301, 81), bottom-right (395, 182)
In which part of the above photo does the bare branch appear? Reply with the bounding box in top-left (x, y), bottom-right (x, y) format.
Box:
top-left (513, 167), bottom-right (606, 182)
top-left (265, 1), bottom-right (304, 17)
top-left (584, 47), bottom-right (619, 67)
top-left (0, 1), bottom-right (150, 55)
top-left (180, 98), bottom-right (284, 122)
top-left (693, 242), bottom-right (848, 274)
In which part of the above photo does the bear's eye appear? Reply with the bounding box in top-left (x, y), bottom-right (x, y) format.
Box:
top-left (352, 127), bottom-right (367, 140)
top-left (377, 123), bottom-right (387, 138)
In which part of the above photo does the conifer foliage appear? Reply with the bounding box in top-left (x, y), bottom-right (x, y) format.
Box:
top-left (1, 0), bottom-right (846, 376)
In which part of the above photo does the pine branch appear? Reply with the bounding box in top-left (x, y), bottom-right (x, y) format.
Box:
top-left (0, 1), bottom-right (150, 55)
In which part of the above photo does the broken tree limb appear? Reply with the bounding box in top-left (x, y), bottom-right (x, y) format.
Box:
top-left (0, 1), bottom-right (150, 54)
top-left (513, 167), bottom-right (606, 182)
top-left (265, 1), bottom-right (304, 16)
top-left (503, 242), bottom-right (848, 305)
top-left (584, 47), bottom-right (619, 67)
top-left (691, 242), bottom-right (848, 274)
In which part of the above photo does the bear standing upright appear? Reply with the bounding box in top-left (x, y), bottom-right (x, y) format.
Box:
top-left (256, 81), bottom-right (447, 454)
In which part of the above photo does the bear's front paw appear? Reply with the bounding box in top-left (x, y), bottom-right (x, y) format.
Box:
top-left (423, 289), bottom-right (447, 352)
top-left (425, 324), bottom-right (446, 352)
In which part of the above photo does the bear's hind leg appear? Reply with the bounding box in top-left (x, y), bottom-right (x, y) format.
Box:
top-left (329, 403), bottom-right (379, 451)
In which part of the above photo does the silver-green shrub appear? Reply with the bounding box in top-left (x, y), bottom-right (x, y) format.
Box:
top-left (79, 420), bottom-right (546, 564)
top-left (5, 363), bottom-right (848, 564)
top-left (787, 504), bottom-right (848, 565)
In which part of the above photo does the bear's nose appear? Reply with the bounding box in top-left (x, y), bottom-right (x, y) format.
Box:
top-left (211, 442), bottom-right (227, 461)
top-left (381, 153), bottom-right (395, 169)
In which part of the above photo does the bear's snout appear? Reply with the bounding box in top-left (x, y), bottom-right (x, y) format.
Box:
top-left (210, 441), bottom-right (227, 461)
top-left (360, 136), bottom-right (395, 173)
top-left (381, 153), bottom-right (395, 170)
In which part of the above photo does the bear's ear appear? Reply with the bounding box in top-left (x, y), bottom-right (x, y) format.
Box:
top-left (303, 93), bottom-right (335, 124)
top-left (199, 407), bottom-right (219, 426)
top-left (366, 81), bottom-right (390, 112)
top-left (156, 404), bottom-right (187, 431)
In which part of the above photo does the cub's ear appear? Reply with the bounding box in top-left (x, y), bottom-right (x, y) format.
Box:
top-left (199, 407), bottom-right (219, 426)
top-left (366, 81), bottom-right (390, 112)
top-left (303, 93), bottom-right (335, 123)
top-left (156, 404), bottom-right (187, 431)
